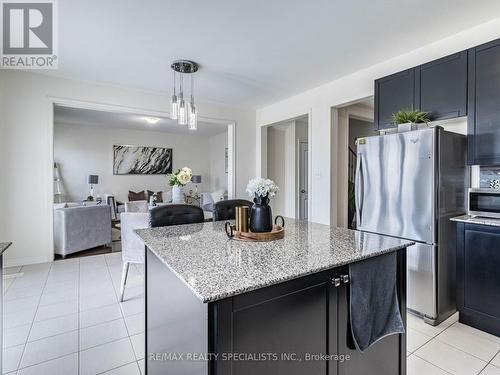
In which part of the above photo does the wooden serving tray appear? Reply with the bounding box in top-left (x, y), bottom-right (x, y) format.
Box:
top-left (226, 224), bottom-right (285, 242)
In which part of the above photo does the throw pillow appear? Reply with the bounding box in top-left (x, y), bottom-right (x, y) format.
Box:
top-left (147, 190), bottom-right (163, 203)
top-left (128, 190), bottom-right (146, 201)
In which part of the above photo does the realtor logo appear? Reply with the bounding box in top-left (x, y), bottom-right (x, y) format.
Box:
top-left (1, 0), bottom-right (58, 69)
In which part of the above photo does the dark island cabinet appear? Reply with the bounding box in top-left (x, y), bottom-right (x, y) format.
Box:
top-left (415, 51), bottom-right (468, 121)
top-left (337, 254), bottom-right (406, 375)
top-left (146, 249), bottom-right (407, 375)
top-left (374, 69), bottom-right (415, 130)
top-left (467, 39), bottom-right (500, 165)
top-left (215, 272), bottom-right (337, 375)
top-left (456, 223), bottom-right (500, 336)
top-left (210, 254), bottom-right (407, 375)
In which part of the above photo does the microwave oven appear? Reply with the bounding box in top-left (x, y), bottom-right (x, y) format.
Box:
top-left (468, 188), bottom-right (500, 219)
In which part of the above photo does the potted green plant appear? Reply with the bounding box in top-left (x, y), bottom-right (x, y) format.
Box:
top-left (392, 110), bottom-right (430, 131)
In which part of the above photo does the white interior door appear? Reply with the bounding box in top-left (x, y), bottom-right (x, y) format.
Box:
top-left (299, 142), bottom-right (308, 220)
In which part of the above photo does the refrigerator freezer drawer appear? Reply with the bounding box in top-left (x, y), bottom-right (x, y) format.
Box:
top-left (407, 243), bottom-right (437, 319)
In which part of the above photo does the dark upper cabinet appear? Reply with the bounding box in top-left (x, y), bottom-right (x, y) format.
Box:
top-left (457, 223), bottom-right (500, 336)
top-left (374, 69), bottom-right (415, 130)
top-left (468, 39), bottom-right (500, 165)
top-left (415, 51), bottom-right (468, 121)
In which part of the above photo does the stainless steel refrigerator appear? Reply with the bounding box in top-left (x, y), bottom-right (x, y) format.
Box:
top-left (355, 126), bottom-right (466, 325)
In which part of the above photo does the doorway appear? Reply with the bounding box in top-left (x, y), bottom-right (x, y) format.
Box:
top-left (333, 98), bottom-right (376, 228)
top-left (265, 115), bottom-right (309, 219)
top-left (49, 98), bottom-right (236, 260)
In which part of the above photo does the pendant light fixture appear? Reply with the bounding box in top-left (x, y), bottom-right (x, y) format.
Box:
top-left (170, 70), bottom-right (178, 120)
top-left (178, 74), bottom-right (187, 125)
top-left (188, 74), bottom-right (197, 130)
top-left (170, 60), bottom-right (199, 129)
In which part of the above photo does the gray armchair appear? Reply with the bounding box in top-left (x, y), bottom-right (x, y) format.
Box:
top-left (54, 205), bottom-right (112, 257)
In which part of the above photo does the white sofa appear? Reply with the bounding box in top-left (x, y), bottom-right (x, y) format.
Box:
top-left (54, 205), bottom-right (112, 257)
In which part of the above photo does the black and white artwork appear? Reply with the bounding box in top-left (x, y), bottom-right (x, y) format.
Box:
top-left (113, 145), bottom-right (172, 175)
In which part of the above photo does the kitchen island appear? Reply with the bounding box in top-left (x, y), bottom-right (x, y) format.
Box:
top-left (136, 220), bottom-right (414, 375)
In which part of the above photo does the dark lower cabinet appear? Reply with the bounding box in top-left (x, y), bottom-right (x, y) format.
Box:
top-left (146, 249), bottom-right (407, 375)
top-left (375, 70), bottom-right (415, 130)
top-left (415, 51), bottom-right (467, 121)
top-left (456, 223), bottom-right (500, 335)
top-left (337, 255), bottom-right (406, 375)
top-left (468, 39), bottom-right (500, 165)
top-left (223, 274), bottom-right (335, 375)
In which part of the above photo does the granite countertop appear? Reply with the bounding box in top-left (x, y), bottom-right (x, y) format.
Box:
top-left (136, 219), bottom-right (414, 303)
top-left (0, 242), bottom-right (12, 254)
top-left (451, 215), bottom-right (500, 227)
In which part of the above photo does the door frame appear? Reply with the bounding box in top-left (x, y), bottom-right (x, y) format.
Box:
top-left (260, 113), bottom-right (311, 221)
top-left (333, 99), bottom-right (374, 228)
top-left (297, 141), bottom-right (308, 220)
top-left (47, 96), bottom-right (236, 260)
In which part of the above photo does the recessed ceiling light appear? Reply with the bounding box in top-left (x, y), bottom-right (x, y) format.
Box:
top-left (144, 117), bottom-right (160, 125)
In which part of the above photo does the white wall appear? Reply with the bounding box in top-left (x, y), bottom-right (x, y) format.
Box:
top-left (266, 120), bottom-right (308, 218)
top-left (208, 131), bottom-right (229, 193)
top-left (0, 70), bottom-right (256, 267)
top-left (256, 17), bottom-right (500, 225)
top-left (54, 123), bottom-right (215, 202)
top-left (267, 126), bottom-right (286, 215)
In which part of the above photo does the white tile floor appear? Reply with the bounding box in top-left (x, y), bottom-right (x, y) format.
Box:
top-left (407, 311), bottom-right (500, 375)
top-left (2, 253), bottom-right (144, 375)
top-left (3, 253), bottom-right (500, 375)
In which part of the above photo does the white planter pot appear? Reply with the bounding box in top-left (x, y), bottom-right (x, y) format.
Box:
top-left (172, 186), bottom-right (185, 203)
top-left (397, 122), bottom-right (429, 132)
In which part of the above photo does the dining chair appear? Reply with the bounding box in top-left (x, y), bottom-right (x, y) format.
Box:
top-left (120, 204), bottom-right (204, 302)
top-left (149, 204), bottom-right (205, 227)
top-left (213, 199), bottom-right (253, 221)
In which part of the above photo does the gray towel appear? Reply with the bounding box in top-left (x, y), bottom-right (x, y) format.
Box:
top-left (349, 252), bottom-right (405, 352)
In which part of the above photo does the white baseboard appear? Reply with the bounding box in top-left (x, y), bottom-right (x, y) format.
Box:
top-left (3, 255), bottom-right (54, 268)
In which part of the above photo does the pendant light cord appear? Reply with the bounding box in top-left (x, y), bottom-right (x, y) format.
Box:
top-left (173, 70), bottom-right (176, 95)
top-left (191, 74), bottom-right (194, 104)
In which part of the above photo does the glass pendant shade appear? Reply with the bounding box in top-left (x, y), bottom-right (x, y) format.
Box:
top-left (170, 60), bottom-right (199, 129)
top-left (178, 98), bottom-right (187, 125)
top-left (188, 103), bottom-right (197, 130)
top-left (170, 95), bottom-right (178, 120)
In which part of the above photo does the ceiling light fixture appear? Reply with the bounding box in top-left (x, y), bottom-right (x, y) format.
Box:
top-left (144, 117), bottom-right (160, 125)
top-left (170, 60), bottom-right (199, 130)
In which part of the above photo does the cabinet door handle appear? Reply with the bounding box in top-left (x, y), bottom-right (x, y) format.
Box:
top-left (341, 274), bottom-right (350, 284)
top-left (331, 277), bottom-right (341, 287)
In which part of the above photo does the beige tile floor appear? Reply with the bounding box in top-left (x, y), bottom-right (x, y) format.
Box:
top-left (407, 311), bottom-right (500, 375)
top-left (2, 253), bottom-right (500, 374)
top-left (2, 253), bottom-right (144, 375)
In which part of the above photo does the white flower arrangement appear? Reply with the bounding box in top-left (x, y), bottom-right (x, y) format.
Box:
top-left (169, 167), bottom-right (193, 187)
top-left (246, 178), bottom-right (279, 198)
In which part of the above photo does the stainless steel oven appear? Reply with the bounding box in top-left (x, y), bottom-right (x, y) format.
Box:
top-left (469, 188), bottom-right (500, 218)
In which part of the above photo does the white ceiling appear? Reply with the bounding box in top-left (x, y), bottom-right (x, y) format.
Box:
top-left (54, 106), bottom-right (228, 136)
top-left (46, 0), bottom-right (500, 108)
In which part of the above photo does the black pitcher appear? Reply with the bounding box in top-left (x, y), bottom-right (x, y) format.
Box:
top-left (249, 193), bottom-right (273, 232)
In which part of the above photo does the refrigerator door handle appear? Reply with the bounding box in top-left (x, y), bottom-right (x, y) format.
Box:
top-left (355, 153), bottom-right (364, 227)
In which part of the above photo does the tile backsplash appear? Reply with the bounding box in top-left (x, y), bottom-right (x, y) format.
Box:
top-left (480, 166), bottom-right (500, 189)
